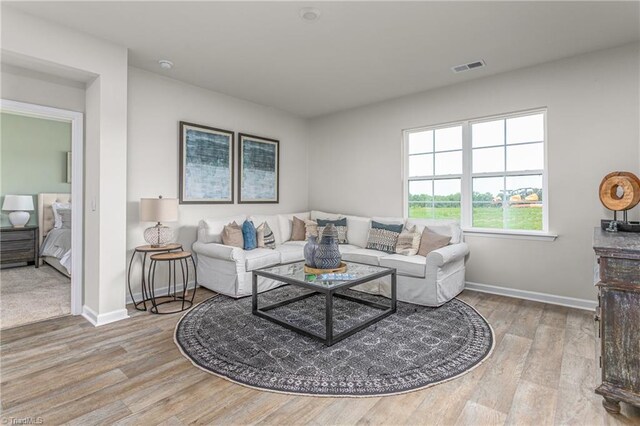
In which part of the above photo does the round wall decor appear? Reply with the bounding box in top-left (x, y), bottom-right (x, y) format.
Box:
top-left (599, 171), bottom-right (640, 211)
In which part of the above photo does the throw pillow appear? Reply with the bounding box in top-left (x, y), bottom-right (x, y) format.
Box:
top-left (418, 227), bottom-right (452, 257)
top-left (395, 225), bottom-right (421, 256)
top-left (222, 221), bottom-right (244, 248)
top-left (366, 221), bottom-right (403, 253)
top-left (291, 216), bottom-right (306, 241)
top-left (256, 221), bottom-right (276, 249)
top-left (58, 208), bottom-right (72, 230)
top-left (304, 219), bottom-right (318, 240)
top-left (316, 217), bottom-right (348, 244)
top-left (242, 220), bottom-right (257, 250)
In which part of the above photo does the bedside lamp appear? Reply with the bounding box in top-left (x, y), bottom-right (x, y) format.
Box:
top-left (140, 196), bottom-right (178, 247)
top-left (2, 195), bottom-right (35, 227)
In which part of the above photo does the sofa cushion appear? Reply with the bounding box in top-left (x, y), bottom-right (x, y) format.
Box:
top-left (317, 218), bottom-right (348, 244)
top-left (366, 221), bottom-right (404, 253)
top-left (222, 222), bottom-right (244, 248)
top-left (338, 244), bottom-right (360, 255)
top-left (244, 249), bottom-right (281, 271)
top-left (242, 220), bottom-right (257, 250)
top-left (372, 216), bottom-right (406, 226)
top-left (199, 215), bottom-right (247, 243)
top-left (311, 210), bottom-right (343, 221)
top-left (406, 219), bottom-right (462, 244)
top-left (344, 215), bottom-right (371, 248)
top-left (275, 244), bottom-right (305, 264)
top-left (418, 227), bottom-right (452, 257)
top-left (342, 248), bottom-right (387, 265)
top-left (395, 226), bottom-right (421, 256)
top-left (379, 254), bottom-right (426, 278)
top-left (277, 212), bottom-right (310, 243)
top-left (250, 215), bottom-right (282, 245)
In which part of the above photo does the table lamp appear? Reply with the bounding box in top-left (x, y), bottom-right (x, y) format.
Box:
top-left (2, 195), bottom-right (35, 227)
top-left (140, 195), bottom-right (178, 247)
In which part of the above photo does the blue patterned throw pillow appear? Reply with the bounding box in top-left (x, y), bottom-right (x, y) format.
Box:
top-left (242, 220), bottom-right (257, 250)
top-left (366, 221), bottom-right (404, 253)
top-left (316, 217), bottom-right (348, 244)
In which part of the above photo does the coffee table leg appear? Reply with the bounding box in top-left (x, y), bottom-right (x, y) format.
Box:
top-left (252, 272), bottom-right (258, 314)
top-left (326, 292), bottom-right (334, 346)
top-left (391, 271), bottom-right (397, 313)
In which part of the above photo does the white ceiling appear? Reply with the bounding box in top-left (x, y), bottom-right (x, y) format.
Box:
top-left (4, 1), bottom-right (639, 118)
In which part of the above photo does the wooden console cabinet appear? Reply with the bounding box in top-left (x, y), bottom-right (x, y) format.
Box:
top-left (593, 228), bottom-right (640, 414)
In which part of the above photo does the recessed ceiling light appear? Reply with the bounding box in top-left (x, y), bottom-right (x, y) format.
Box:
top-left (299, 7), bottom-right (320, 21)
top-left (158, 59), bottom-right (174, 70)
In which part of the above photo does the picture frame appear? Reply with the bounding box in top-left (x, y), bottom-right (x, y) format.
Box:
top-left (238, 133), bottom-right (280, 204)
top-left (179, 121), bottom-right (234, 204)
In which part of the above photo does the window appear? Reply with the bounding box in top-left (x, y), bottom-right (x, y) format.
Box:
top-left (404, 109), bottom-right (547, 233)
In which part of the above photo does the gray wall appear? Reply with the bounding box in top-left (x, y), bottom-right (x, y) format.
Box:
top-left (308, 43), bottom-right (640, 302)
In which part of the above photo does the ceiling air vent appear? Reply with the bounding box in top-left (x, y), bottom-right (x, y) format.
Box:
top-left (451, 60), bottom-right (486, 74)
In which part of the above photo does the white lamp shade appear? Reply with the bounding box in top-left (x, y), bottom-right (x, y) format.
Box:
top-left (140, 197), bottom-right (178, 222)
top-left (2, 195), bottom-right (34, 211)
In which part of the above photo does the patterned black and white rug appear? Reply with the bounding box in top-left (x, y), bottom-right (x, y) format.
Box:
top-left (175, 286), bottom-right (493, 397)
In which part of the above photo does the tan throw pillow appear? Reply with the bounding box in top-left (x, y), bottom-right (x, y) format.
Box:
top-left (395, 225), bottom-right (421, 256)
top-left (418, 227), bottom-right (451, 257)
top-left (304, 219), bottom-right (318, 239)
top-left (291, 216), bottom-right (306, 241)
top-left (222, 221), bottom-right (244, 248)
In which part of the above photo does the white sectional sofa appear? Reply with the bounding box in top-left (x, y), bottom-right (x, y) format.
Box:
top-left (192, 210), bottom-right (470, 307)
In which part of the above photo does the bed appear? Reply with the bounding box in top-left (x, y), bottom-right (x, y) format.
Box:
top-left (38, 193), bottom-right (72, 277)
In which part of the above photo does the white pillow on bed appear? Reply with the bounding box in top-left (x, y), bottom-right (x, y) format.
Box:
top-left (52, 202), bottom-right (71, 229)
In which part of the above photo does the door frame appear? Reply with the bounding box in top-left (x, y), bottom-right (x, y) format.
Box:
top-left (1, 99), bottom-right (84, 315)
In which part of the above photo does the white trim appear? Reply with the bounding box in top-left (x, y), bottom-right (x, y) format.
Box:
top-left (1, 99), bottom-right (84, 317)
top-left (126, 282), bottom-right (198, 306)
top-left (462, 228), bottom-right (558, 241)
top-left (465, 281), bottom-right (596, 311)
top-left (82, 305), bottom-right (129, 327)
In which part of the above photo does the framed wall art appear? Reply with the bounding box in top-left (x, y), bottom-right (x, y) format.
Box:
top-left (238, 133), bottom-right (279, 203)
top-left (179, 121), bottom-right (234, 204)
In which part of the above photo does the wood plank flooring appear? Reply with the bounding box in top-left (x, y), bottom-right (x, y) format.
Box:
top-left (2, 289), bottom-right (639, 425)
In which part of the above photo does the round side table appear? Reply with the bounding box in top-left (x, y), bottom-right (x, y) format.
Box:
top-left (127, 243), bottom-right (183, 311)
top-left (148, 251), bottom-right (197, 314)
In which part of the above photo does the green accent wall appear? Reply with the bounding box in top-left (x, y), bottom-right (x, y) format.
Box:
top-left (1, 112), bottom-right (71, 226)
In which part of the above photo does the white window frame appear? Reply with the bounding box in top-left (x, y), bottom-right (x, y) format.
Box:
top-left (403, 108), bottom-right (556, 240)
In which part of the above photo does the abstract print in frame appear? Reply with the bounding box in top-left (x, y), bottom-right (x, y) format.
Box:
top-left (179, 121), bottom-right (234, 204)
top-left (238, 133), bottom-right (279, 203)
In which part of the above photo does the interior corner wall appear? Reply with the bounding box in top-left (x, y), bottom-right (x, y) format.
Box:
top-left (308, 42), bottom-right (640, 302)
top-left (2, 7), bottom-right (129, 320)
top-left (126, 67), bottom-right (309, 295)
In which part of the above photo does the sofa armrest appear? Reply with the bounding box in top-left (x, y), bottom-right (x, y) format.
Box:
top-left (426, 243), bottom-right (469, 268)
top-left (192, 241), bottom-right (245, 262)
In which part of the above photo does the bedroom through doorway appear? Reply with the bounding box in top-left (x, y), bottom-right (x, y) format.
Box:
top-left (0, 99), bottom-right (84, 329)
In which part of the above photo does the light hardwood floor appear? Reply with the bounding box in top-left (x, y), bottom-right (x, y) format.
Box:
top-left (1, 289), bottom-right (639, 425)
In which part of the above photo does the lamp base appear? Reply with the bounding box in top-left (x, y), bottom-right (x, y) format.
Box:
top-left (143, 223), bottom-right (173, 247)
top-left (8, 211), bottom-right (30, 227)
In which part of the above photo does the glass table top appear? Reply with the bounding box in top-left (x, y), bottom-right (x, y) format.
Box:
top-left (256, 261), bottom-right (391, 288)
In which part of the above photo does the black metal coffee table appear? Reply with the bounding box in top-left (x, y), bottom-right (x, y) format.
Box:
top-left (252, 261), bottom-right (396, 346)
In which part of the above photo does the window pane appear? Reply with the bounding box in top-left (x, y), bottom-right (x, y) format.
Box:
top-left (505, 175), bottom-right (543, 230)
top-left (507, 113), bottom-right (544, 144)
top-left (472, 119), bottom-right (504, 148)
top-left (408, 180), bottom-right (433, 218)
top-left (434, 151), bottom-right (462, 175)
top-left (435, 126), bottom-right (462, 151)
top-left (472, 177), bottom-right (504, 228)
top-left (507, 142), bottom-right (543, 172)
top-left (409, 154), bottom-right (433, 177)
top-left (472, 146), bottom-right (504, 173)
top-left (408, 130), bottom-right (433, 154)
top-left (434, 179), bottom-right (461, 219)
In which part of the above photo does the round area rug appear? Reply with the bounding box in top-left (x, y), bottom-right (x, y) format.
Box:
top-left (175, 286), bottom-right (494, 397)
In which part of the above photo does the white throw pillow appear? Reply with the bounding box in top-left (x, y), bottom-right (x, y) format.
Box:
top-left (52, 202), bottom-right (71, 229)
top-left (344, 215), bottom-right (371, 248)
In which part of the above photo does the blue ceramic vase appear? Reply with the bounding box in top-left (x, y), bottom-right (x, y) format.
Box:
top-left (304, 235), bottom-right (318, 268)
top-left (314, 224), bottom-right (342, 269)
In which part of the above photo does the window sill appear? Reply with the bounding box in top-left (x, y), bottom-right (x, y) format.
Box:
top-left (461, 228), bottom-right (558, 242)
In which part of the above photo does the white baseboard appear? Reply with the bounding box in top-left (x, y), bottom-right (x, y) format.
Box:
top-left (82, 305), bottom-right (130, 327)
top-left (465, 281), bottom-right (597, 311)
top-left (126, 282), bottom-right (197, 306)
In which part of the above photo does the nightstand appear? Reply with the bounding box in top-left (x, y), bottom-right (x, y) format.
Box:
top-left (0, 226), bottom-right (39, 268)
